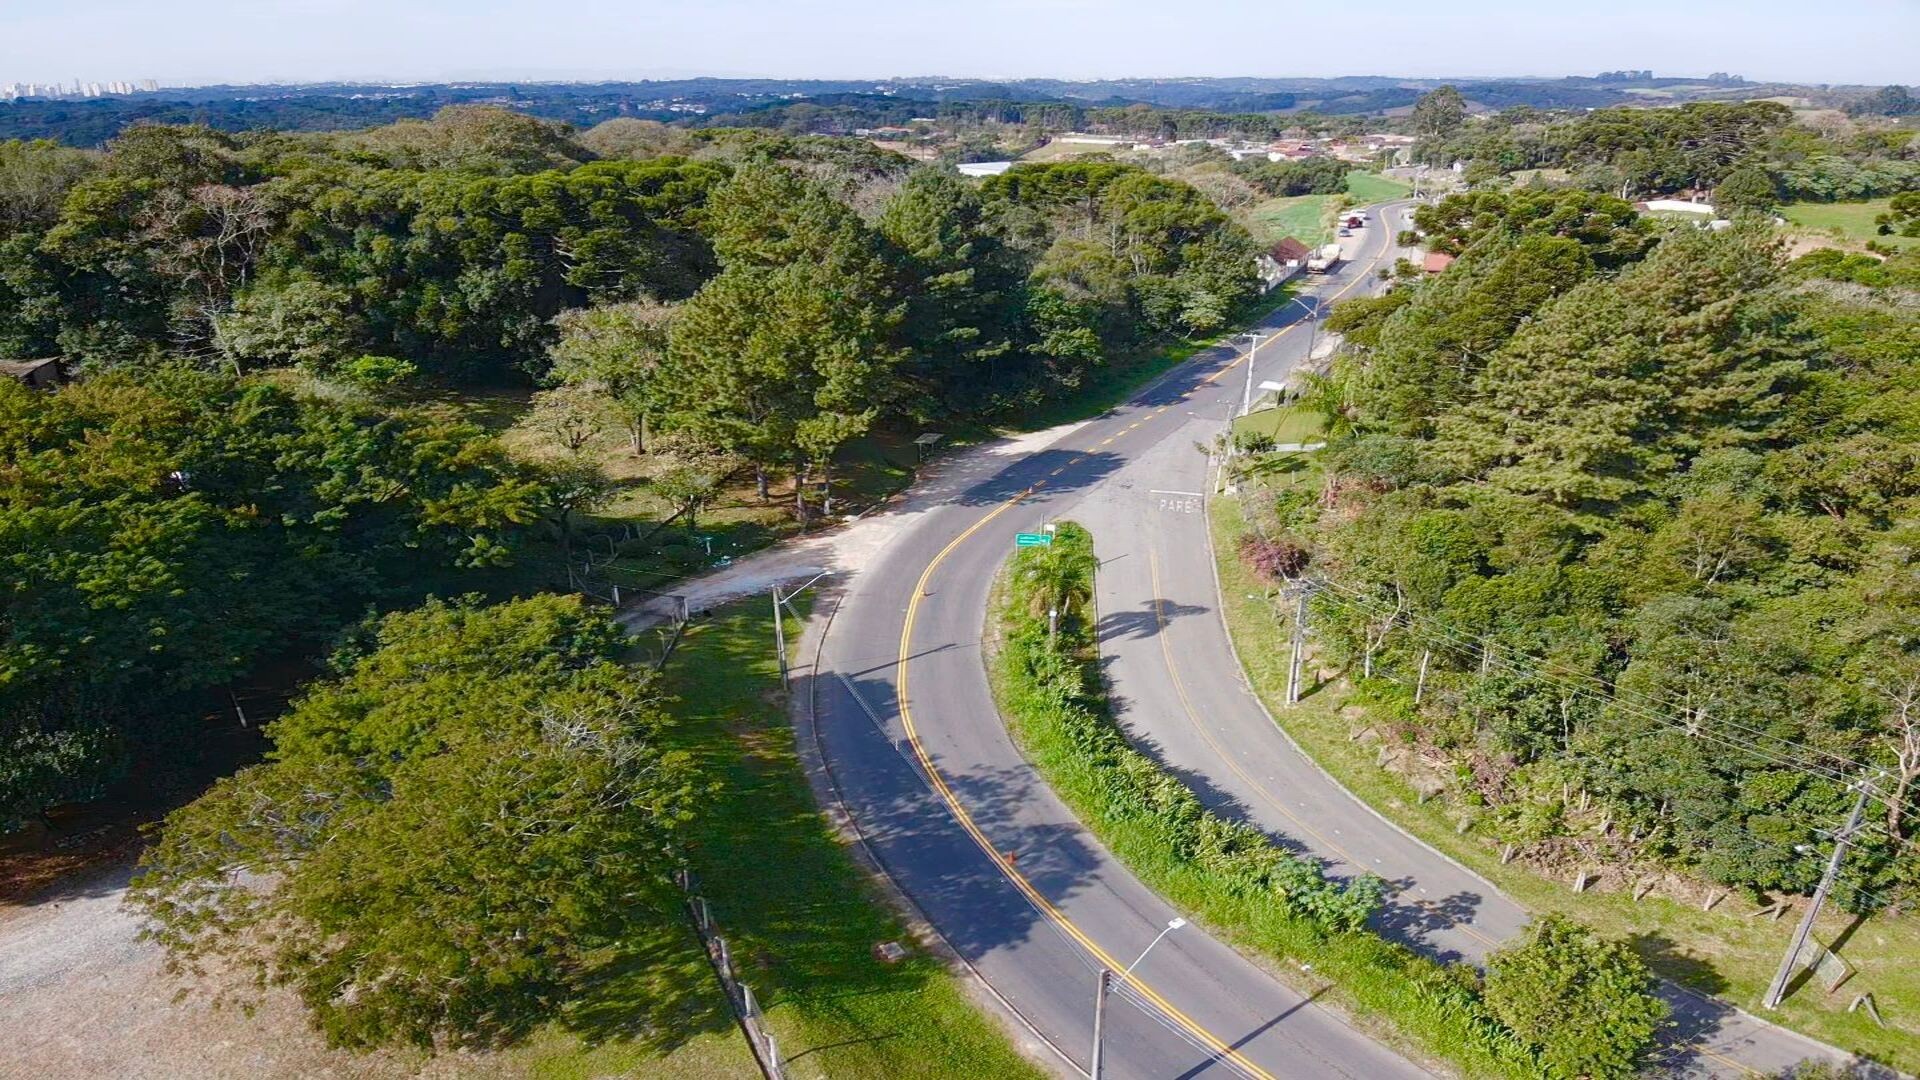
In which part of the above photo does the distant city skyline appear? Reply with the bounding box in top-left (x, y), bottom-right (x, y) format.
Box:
top-left (0, 0), bottom-right (1914, 88)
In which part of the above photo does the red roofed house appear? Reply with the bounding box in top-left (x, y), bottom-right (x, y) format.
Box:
top-left (1258, 236), bottom-right (1315, 287)
top-left (1422, 251), bottom-right (1456, 274)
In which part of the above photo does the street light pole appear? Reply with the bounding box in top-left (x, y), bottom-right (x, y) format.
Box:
top-left (1089, 969), bottom-right (1110, 1080)
top-left (1239, 331), bottom-right (1261, 417)
top-left (1091, 918), bottom-right (1186, 1079)
top-left (1302, 296), bottom-right (1320, 367)
top-left (771, 571), bottom-right (833, 691)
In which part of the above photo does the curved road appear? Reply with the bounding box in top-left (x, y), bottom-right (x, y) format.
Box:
top-left (800, 202), bottom-right (1852, 1078)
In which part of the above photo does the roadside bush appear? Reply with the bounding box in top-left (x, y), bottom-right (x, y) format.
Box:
top-left (1238, 532), bottom-right (1311, 582)
top-left (1482, 914), bottom-right (1667, 1079)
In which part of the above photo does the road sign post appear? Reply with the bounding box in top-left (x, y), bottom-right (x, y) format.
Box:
top-left (1015, 532), bottom-right (1053, 547)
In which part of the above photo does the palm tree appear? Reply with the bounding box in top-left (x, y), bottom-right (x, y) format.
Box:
top-left (1018, 531), bottom-right (1097, 638)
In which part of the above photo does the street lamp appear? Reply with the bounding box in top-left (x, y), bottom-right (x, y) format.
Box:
top-left (1091, 918), bottom-right (1187, 1079)
top-left (1238, 331), bottom-right (1262, 417)
top-left (772, 570), bottom-right (833, 689)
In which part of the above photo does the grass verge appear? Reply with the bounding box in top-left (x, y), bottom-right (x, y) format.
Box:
top-left (516, 598), bottom-right (1041, 1079)
top-left (1232, 404), bottom-right (1327, 444)
top-left (988, 523), bottom-right (1546, 1079)
top-left (1207, 493), bottom-right (1920, 1072)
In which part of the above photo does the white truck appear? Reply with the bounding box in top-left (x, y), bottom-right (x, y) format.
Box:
top-left (1305, 242), bottom-right (1343, 273)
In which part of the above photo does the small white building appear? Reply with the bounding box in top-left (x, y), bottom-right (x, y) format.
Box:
top-left (1638, 199), bottom-right (1718, 216)
top-left (957, 161), bottom-right (1015, 178)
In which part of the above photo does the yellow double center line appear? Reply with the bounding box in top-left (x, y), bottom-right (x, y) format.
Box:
top-left (897, 480), bottom-right (1283, 1079)
top-left (889, 226), bottom-right (1402, 1079)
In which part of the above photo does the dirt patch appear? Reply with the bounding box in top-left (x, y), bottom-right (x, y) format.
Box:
top-left (0, 858), bottom-right (504, 1080)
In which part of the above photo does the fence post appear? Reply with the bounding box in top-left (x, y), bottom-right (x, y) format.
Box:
top-left (682, 879), bottom-right (782, 1080)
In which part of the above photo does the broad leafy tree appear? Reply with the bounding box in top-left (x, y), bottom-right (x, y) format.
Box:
top-left (131, 595), bottom-right (697, 1050)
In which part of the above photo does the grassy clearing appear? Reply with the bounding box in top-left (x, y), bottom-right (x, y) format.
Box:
top-left (1232, 404), bottom-right (1326, 444)
top-left (1782, 199), bottom-right (1920, 250)
top-left (1207, 493), bottom-right (1920, 1071)
top-left (1245, 171), bottom-right (1409, 247)
top-left (989, 524), bottom-right (1547, 1079)
top-left (1247, 193), bottom-right (1336, 247)
top-left (1346, 171), bottom-right (1413, 204)
top-left (1017, 138), bottom-right (1132, 162)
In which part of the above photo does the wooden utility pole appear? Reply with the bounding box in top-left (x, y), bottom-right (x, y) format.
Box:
top-left (1763, 781), bottom-right (1870, 1008)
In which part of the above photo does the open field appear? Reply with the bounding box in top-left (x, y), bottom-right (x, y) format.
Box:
top-left (1345, 170), bottom-right (1413, 204)
top-left (1018, 138), bottom-right (1130, 162)
top-left (1247, 194), bottom-right (1335, 246)
top-left (1208, 493), bottom-right (1920, 1072)
top-left (1782, 198), bottom-right (1920, 250)
top-left (1247, 171), bottom-right (1411, 247)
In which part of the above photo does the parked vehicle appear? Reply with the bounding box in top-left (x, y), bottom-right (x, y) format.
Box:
top-left (1306, 242), bottom-right (1343, 273)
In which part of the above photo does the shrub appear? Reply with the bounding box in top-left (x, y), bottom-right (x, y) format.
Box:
top-left (1482, 914), bottom-right (1667, 1079)
top-left (1238, 532), bottom-right (1312, 581)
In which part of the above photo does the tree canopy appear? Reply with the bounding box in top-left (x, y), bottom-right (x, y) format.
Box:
top-left (130, 594), bottom-right (695, 1050)
top-left (0, 369), bottom-right (538, 825)
top-left (1278, 223), bottom-right (1920, 906)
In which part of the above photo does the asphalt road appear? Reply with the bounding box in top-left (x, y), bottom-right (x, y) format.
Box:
top-left (801, 202), bottom-right (1856, 1078)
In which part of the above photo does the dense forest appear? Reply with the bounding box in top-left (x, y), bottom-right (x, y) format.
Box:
top-left (0, 106), bottom-right (1259, 829)
top-left (1412, 98), bottom-right (1920, 203)
top-left (1255, 188), bottom-right (1920, 907)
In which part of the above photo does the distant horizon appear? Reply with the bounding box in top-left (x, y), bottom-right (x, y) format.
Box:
top-left (7, 70), bottom-right (1906, 94)
top-left (2, 0), bottom-right (1913, 90)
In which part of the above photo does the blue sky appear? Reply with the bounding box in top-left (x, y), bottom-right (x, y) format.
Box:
top-left (1, 0), bottom-right (1913, 87)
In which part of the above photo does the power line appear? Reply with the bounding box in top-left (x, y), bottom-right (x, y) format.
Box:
top-left (1311, 573), bottom-right (1879, 787)
top-left (1296, 588), bottom-right (1918, 913)
top-left (1306, 575), bottom-right (1891, 802)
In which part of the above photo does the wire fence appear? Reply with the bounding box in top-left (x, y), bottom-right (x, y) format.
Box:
top-left (678, 868), bottom-right (785, 1080)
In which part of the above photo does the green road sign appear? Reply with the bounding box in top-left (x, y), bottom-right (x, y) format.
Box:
top-left (1015, 532), bottom-right (1053, 547)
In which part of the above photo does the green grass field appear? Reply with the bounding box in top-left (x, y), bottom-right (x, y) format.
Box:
top-left (1345, 171), bottom-right (1413, 204)
top-left (1246, 171), bottom-right (1411, 247)
top-left (1208, 494), bottom-right (1920, 1072)
top-left (1782, 198), bottom-right (1920, 250)
top-left (1232, 405), bottom-right (1326, 444)
top-left (649, 599), bottom-right (1037, 1079)
top-left (1247, 193), bottom-right (1336, 246)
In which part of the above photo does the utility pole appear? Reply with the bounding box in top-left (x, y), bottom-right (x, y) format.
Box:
top-left (1285, 583), bottom-right (1312, 706)
top-left (1763, 781), bottom-right (1871, 1008)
